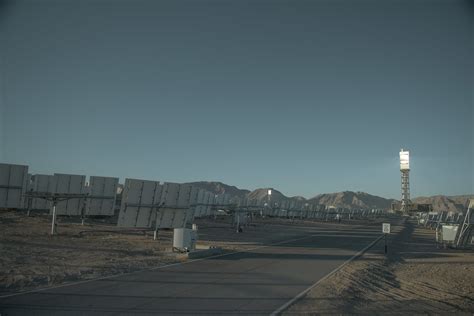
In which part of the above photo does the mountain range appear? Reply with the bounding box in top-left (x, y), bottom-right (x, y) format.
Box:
top-left (308, 191), bottom-right (397, 210)
top-left (186, 181), bottom-right (472, 213)
top-left (185, 181), bottom-right (250, 198)
top-left (412, 195), bottom-right (472, 213)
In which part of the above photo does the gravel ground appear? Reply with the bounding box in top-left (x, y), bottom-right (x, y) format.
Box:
top-left (284, 219), bottom-right (474, 315)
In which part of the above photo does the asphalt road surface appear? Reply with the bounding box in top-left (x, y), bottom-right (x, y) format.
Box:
top-left (0, 221), bottom-right (386, 315)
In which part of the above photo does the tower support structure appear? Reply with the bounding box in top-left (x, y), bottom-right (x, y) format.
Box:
top-left (400, 169), bottom-right (410, 213)
top-left (399, 149), bottom-right (411, 213)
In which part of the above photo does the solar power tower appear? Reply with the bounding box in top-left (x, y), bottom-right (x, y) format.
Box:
top-left (399, 149), bottom-right (411, 213)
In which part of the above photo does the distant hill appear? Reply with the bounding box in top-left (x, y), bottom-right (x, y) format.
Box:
top-left (309, 191), bottom-right (396, 210)
top-left (185, 181), bottom-right (250, 197)
top-left (246, 189), bottom-right (395, 210)
top-left (185, 181), bottom-right (472, 213)
top-left (412, 195), bottom-right (473, 213)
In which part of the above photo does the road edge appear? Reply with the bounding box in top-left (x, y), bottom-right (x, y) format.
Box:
top-left (270, 234), bottom-right (384, 316)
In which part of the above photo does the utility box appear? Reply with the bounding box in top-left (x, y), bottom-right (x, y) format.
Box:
top-left (441, 225), bottom-right (459, 242)
top-left (173, 228), bottom-right (197, 252)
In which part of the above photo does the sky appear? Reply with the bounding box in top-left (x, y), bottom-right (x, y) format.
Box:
top-left (0, 0), bottom-right (473, 199)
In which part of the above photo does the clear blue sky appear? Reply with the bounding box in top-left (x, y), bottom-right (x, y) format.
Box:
top-left (1, 0), bottom-right (473, 199)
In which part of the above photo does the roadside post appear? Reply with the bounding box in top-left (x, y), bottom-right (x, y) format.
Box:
top-left (51, 200), bottom-right (58, 235)
top-left (382, 223), bottom-right (391, 254)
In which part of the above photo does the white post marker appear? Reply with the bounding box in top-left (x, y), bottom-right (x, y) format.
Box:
top-left (51, 201), bottom-right (57, 236)
top-left (382, 223), bottom-right (390, 254)
top-left (383, 223), bottom-right (391, 234)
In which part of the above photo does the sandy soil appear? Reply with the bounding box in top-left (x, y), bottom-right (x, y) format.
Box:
top-left (284, 219), bottom-right (474, 315)
top-left (0, 211), bottom-right (180, 295)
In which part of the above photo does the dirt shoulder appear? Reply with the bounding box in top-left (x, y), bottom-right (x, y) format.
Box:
top-left (284, 219), bottom-right (474, 315)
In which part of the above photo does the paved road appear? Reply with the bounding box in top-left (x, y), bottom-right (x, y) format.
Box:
top-left (0, 222), bottom-right (385, 315)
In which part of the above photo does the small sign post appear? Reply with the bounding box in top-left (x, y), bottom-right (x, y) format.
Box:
top-left (382, 223), bottom-right (391, 254)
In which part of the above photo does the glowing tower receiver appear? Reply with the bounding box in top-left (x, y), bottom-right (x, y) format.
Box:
top-left (399, 149), bottom-right (411, 213)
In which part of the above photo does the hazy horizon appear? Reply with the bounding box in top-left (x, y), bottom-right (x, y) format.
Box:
top-left (1, 0), bottom-right (473, 199)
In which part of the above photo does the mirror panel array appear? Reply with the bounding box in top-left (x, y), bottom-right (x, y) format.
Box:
top-left (2, 163), bottom-right (392, 225)
top-left (30, 174), bottom-right (56, 210)
top-left (117, 180), bottom-right (210, 229)
top-left (187, 186), bottom-right (200, 222)
top-left (117, 179), bottom-right (162, 228)
top-left (0, 163), bottom-right (29, 209)
top-left (86, 176), bottom-right (119, 216)
top-left (155, 182), bottom-right (189, 229)
top-left (51, 174), bottom-right (87, 216)
top-left (194, 189), bottom-right (207, 217)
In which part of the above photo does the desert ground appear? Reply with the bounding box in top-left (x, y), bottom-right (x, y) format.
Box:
top-left (284, 219), bottom-right (474, 315)
top-left (1, 210), bottom-right (472, 315)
